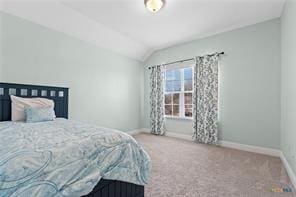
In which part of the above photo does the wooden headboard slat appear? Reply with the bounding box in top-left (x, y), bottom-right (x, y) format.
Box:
top-left (0, 82), bottom-right (69, 121)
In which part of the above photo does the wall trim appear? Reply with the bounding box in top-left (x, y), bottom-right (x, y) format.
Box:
top-left (218, 140), bottom-right (281, 157)
top-left (280, 152), bottom-right (296, 190)
top-left (127, 128), bottom-right (281, 157)
top-left (127, 128), bottom-right (295, 189)
top-left (125, 128), bottom-right (148, 136)
top-left (125, 129), bottom-right (142, 136)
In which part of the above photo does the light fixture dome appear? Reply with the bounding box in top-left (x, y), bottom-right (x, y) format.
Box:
top-left (144, 0), bottom-right (165, 13)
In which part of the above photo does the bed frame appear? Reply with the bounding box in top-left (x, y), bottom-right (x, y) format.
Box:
top-left (0, 82), bottom-right (145, 197)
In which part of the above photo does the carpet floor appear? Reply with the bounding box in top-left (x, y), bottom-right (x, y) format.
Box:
top-left (133, 133), bottom-right (295, 197)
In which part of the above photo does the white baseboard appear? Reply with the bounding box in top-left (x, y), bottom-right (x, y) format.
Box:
top-left (125, 129), bottom-right (142, 136)
top-left (128, 128), bottom-right (281, 157)
top-left (126, 128), bottom-right (149, 136)
top-left (218, 141), bottom-right (281, 157)
top-left (127, 128), bottom-right (192, 141)
top-left (164, 132), bottom-right (281, 157)
top-left (280, 152), bottom-right (296, 190)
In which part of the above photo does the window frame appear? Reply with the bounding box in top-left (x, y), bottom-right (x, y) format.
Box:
top-left (164, 65), bottom-right (194, 120)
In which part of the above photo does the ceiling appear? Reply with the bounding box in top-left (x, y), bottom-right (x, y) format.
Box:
top-left (0, 0), bottom-right (285, 61)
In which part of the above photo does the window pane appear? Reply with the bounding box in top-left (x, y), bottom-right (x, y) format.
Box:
top-left (184, 68), bottom-right (192, 80)
top-left (185, 104), bottom-right (192, 109)
top-left (165, 69), bottom-right (181, 92)
top-left (166, 81), bottom-right (173, 92)
top-left (165, 94), bottom-right (172, 104)
top-left (184, 93), bottom-right (192, 104)
top-left (184, 80), bottom-right (192, 91)
top-left (166, 69), bottom-right (181, 81)
top-left (173, 105), bottom-right (179, 116)
top-left (173, 80), bottom-right (181, 91)
top-left (173, 93), bottom-right (180, 104)
top-left (174, 69), bottom-right (181, 81)
top-left (165, 105), bottom-right (172, 115)
top-left (185, 108), bottom-right (192, 117)
top-left (165, 70), bottom-right (174, 80)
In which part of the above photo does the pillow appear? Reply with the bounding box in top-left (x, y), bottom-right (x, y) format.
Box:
top-left (25, 106), bottom-right (56, 123)
top-left (11, 95), bottom-right (55, 121)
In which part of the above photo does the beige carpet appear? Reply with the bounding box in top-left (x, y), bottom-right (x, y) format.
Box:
top-left (133, 133), bottom-right (295, 197)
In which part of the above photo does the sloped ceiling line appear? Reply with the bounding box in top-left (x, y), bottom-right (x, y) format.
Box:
top-left (0, 0), bottom-right (285, 61)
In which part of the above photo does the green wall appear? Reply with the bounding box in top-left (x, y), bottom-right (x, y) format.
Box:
top-left (281, 0), bottom-right (296, 176)
top-left (143, 19), bottom-right (281, 149)
top-left (0, 9), bottom-right (290, 153)
top-left (0, 11), bottom-right (143, 132)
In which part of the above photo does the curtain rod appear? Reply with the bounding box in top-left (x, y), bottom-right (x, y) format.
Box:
top-left (148, 51), bottom-right (224, 69)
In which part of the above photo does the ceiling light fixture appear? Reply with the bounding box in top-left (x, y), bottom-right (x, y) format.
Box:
top-left (144, 0), bottom-right (165, 13)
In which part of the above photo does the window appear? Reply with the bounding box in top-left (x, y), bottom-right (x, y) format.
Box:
top-left (164, 67), bottom-right (193, 118)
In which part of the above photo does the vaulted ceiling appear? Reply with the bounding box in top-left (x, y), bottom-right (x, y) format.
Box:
top-left (0, 0), bottom-right (285, 61)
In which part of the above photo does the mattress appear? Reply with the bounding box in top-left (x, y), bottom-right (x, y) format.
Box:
top-left (0, 118), bottom-right (150, 197)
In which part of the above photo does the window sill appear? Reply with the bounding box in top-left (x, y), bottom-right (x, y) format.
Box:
top-left (165, 116), bottom-right (193, 121)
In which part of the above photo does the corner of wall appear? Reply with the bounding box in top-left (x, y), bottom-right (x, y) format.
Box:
top-left (279, 0), bottom-right (296, 184)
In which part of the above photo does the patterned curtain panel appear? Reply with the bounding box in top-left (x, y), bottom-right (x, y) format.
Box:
top-left (193, 54), bottom-right (219, 144)
top-left (150, 65), bottom-right (165, 135)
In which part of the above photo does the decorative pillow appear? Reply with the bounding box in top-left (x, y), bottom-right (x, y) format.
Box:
top-left (11, 95), bottom-right (55, 121)
top-left (25, 107), bottom-right (56, 123)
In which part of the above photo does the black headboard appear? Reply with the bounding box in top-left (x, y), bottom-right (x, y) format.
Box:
top-left (0, 83), bottom-right (69, 121)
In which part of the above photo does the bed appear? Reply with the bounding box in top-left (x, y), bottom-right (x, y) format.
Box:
top-left (0, 83), bottom-right (150, 197)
